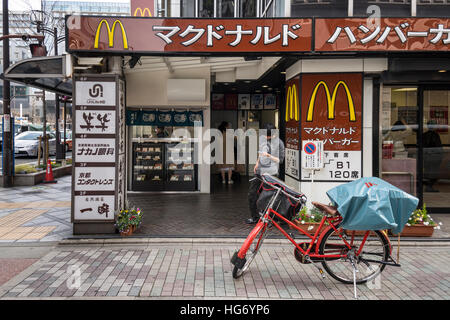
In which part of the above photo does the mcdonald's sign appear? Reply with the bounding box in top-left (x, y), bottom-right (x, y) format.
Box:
top-left (134, 7), bottom-right (152, 17)
top-left (131, 0), bottom-right (154, 17)
top-left (94, 19), bottom-right (128, 49)
top-left (306, 80), bottom-right (356, 122)
top-left (285, 82), bottom-right (299, 122)
top-left (301, 73), bottom-right (362, 152)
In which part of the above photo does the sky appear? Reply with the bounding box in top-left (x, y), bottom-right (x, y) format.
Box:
top-left (1, 0), bottom-right (129, 11)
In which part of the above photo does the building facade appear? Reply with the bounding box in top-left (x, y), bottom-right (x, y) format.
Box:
top-left (4, 0), bottom-right (450, 235)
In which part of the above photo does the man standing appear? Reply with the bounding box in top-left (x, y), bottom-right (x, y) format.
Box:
top-left (246, 123), bottom-right (285, 224)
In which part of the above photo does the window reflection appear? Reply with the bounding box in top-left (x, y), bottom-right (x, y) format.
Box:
top-left (218, 0), bottom-right (235, 17)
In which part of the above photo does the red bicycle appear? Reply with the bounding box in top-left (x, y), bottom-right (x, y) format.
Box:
top-left (231, 174), bottom-right (400, 298)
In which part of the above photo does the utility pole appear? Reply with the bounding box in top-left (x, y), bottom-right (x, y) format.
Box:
top-left (54, 27), bottom-right (63, 160)
top-left (42, 90), bottom-right (48, 166)
top-left (2, 0), bottom-right (13, 187)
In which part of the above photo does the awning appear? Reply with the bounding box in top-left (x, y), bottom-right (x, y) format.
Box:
top-left (1, 55), bottom-right (72, 96)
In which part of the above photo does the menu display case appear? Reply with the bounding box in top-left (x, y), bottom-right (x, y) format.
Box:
top-left (166, 142), bottom-right (196, 191)
top-left (132, 142), bottom-right (164, 191)
top-left (132, 140), bottom-right (197, 191)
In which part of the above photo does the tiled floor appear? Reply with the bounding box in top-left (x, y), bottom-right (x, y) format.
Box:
top-left (0, 176), bottom-right (72, 242)
top-left (1, 243), bottom-right (449, 299)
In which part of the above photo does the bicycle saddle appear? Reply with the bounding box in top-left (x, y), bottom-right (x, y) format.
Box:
top-left (312, 202), bottom-right (339, 216)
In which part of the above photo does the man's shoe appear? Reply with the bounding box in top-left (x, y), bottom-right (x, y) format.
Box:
top-left (245, 217), bottom-right (259, 224)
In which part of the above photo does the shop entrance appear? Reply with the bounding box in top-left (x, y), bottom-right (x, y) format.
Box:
top-left (125, 56), bottom-right (293, 236)
top-left (381, 84), bottom-right (450, 212)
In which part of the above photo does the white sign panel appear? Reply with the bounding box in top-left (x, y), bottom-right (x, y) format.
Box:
top-left (285, 148), bottom-right (299, 179)
top-left (74, 138), bottom-right (116, 163)
top-left (76, 81), bottom-right (116, 106)
top-left (75, 110), bottom-right (116, 135)
top-left (74, 167), bottom-right (116, 191)
top-left (302, 140), bottom-right (324, 170)
top-left (74, 195), bottom-right (115, 221)
top-left (301, 150), bottom-right (361, 181)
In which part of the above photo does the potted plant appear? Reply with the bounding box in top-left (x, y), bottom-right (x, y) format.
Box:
top-left (392, 204), bottom-right (441, 237)
top-left (129, 208), bottom-right (143, 232)
top-left (115, 209), bottom-right (133, 236)
top-left (289, 207), bottom-right (325, 235)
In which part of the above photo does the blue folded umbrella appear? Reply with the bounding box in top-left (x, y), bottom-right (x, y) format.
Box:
top-left (326, 177), bottom-right (419, 234)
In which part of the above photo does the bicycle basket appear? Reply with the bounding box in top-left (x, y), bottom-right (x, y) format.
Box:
top-left (256, 181), bottom-right (305, 221)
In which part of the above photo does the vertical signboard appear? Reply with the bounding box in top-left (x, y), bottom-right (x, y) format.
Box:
top-left (300, 73), bottom-right (363, 182)
top-left (72, 75), bottom-right (122, 224)
top-left (285, 76), bottom-right (300, 179)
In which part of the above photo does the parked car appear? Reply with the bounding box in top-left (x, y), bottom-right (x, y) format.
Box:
top-left (14, 131), bottom-right (56, 157)
top-left (0, 123), bottom-right (27, 151)
top-left (62, 131), bottom-right (72, 152)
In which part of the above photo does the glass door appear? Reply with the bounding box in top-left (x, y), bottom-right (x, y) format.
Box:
top-left (380, 86), bottom-right (419, 197)
top-left (422, 88), bottom-right (450, 210)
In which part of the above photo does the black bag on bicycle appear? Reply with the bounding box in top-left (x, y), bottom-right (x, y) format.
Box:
top-left (256, 177), bottom-right (305, 221)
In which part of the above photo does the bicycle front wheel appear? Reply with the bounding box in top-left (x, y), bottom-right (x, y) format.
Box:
top-left (319, 225), bottom-right (390, 284)
top-left (232, 223), bottom-right (269, 279)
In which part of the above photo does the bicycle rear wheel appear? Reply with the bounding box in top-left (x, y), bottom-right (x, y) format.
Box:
top-left (232, 222), bottom-right (269, 279)
top-left (319, 225), bottom-right (390, 284)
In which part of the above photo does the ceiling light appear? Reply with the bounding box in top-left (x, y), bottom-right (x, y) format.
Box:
top-left (280, 71), bottom-right (286, 74)
top-left (438, 70), bottom-right (447, 73)
top-left (262, 85), bottom-right (268, 88)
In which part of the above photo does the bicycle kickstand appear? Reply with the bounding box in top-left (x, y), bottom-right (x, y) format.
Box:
top-left (349, 257), bottom-right (359, 300)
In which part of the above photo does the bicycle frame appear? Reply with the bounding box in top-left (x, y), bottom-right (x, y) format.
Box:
top-left (238, 175), bottom-right (393, 264)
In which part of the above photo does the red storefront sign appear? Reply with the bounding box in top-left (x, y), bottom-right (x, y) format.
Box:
top-left (66, 16), bottom-right (313, 54)
top-left (301, 73), bottom-right (363, 151)
top-left (315, 18), bottom-right (450, 51)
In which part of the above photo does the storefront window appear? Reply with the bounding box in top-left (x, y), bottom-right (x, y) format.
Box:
top-left (380, 86), bottom-right (418, 197)
top-left (291, 0), bottom-right (347, 17)
top-left (181, 0), bottom-right (196, 16)
top-left (199, 0), bottom-right (215, 17)
top-left (353, 0), bottom-right (411, 17)
top-left (241, 0), bottom-right (256, 17)
top-left (218, 0), bottom-right (235, 17)
top-left (417, 2), bottom-right (450, 18)
top-left (422, 89), bottom-right (450, 208)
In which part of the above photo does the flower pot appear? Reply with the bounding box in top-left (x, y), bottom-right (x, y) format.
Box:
top-left (289, 219), bottom-right (321, 235)
top-left (120, 227), bottom-right (133, 236)
top-left (392, 224), bottom-right (435, 237)
top-left (344, 230), bottom-right (368, 236)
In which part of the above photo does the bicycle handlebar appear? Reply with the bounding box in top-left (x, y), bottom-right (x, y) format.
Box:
top-left (250, 175), bottom-right (307, 204)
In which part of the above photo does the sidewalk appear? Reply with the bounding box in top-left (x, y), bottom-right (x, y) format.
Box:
top-left (0, 175), bottom-right (449, 241)
top-left (0, 241), bottom-right (449, 300)
top-left (0, 175), bottom-right (72, 242)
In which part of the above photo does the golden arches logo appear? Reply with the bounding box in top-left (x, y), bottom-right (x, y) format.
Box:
top-left (94, 19), bottom-right (128, 49)
top-left (133, 7), bottom-right (152, 17)
top-left (285, 83), bottom-right (299, 122)
top-left (306, 80), bottom-right (356, 122)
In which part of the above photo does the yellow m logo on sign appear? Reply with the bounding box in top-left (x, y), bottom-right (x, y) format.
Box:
top-left (285, 83), bottom-right (299, 122)
top-left (306, 80), bottom-right (356, 122)
top-left (94, 19), bottom-right (128, 49)
top-left (134, 7), bottom-right (152, 16)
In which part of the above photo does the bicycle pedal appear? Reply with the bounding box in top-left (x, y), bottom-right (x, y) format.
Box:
top-left (288, 232), bottom-right (296, 239)
top-left (318, 268), bottom-right (326, 279)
